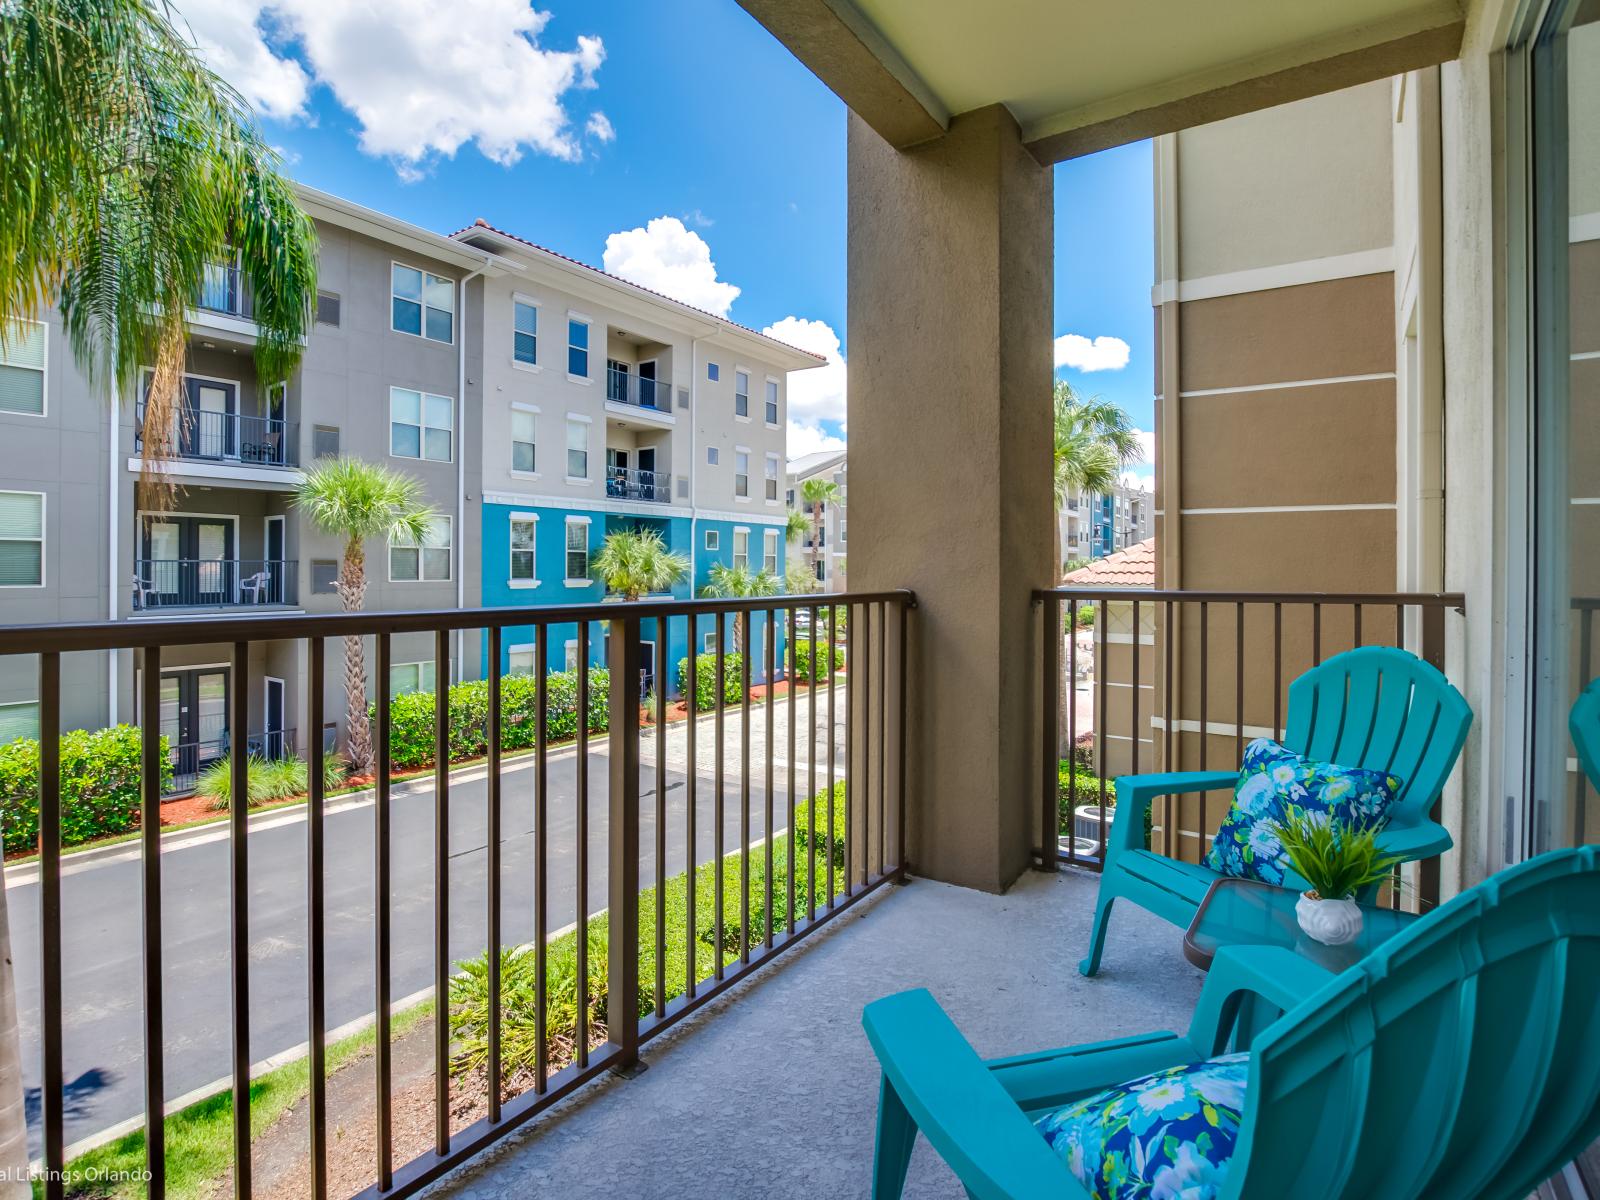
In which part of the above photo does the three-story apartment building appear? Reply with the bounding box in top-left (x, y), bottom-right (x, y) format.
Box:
top-left (786, 449), bottom-right (848, 592)
top-left (0, 188), bottom-right (819, 789)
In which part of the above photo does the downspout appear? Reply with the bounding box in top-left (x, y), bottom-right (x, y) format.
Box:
top-left (107, 374), bottom-right (120, 725)
top-left (457, 267), bottom-right (484, 681)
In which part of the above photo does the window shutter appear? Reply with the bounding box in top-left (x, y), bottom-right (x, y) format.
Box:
top-left (313, 426), bottom-right (340, 458)
top-left (315, 291), bottom-right (341, 327)
top-left (311, 560), bottom-right (339, 594)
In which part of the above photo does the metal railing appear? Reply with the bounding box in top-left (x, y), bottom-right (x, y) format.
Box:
top-left (604, 368), bottom-right (670, 412)
top-left (133, 559), bottom-right (298, 610)
top-left (135, 402), bottom-right (299, 467)
top-left (1035, 588), bottom-right (1466, 911)
top-left (605, 465), bottom-right (672, 503)
top-left (3, 588), bottom-right (912, 1198)
top-left (166, 722), bottom-right (298, 796)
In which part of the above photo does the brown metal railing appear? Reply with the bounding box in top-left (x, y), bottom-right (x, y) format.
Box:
top-left (2, 589), bottom-right (913, 1199)
top-left (1035, 588), bottom-right (1465, 910)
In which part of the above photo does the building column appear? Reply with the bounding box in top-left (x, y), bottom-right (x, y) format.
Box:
top-left (847, 104), bottom-right (1054, 893)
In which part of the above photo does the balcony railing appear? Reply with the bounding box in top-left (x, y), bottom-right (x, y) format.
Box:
top-left (605, 367), bottom-right (671, 412)
top-left (1, 589), bottom-right (911, 1197)
top-left (136, 402), bottom-right (299, 467)
top-left (1035, 587), bottom-right (1465, 911)
top-left (606, 465), bottom-right (672, 503)
top-left (133, 559), bottom-right (298, 610)
top-left (165, 717), bottom-right (298, 796)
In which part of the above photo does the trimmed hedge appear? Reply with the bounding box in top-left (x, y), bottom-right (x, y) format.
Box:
top-left (449, 783), bottom-right (848, 1081)
top-left (676, 653), bottom-right (745, 712)
top-left (0, 725), bottom-right (171, 854)
top-left (382, 669), bottom-right (610, 770)
top-left (792, 637), bottom-right (844, 682)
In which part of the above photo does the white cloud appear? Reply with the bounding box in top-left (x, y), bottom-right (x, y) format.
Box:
top-left (1054, 333), bottom-right (1131, 372)
top-left (681, 208), bottom-right (714, 229)
top-left (602, 217), bottom-right (741, 316)
top-left (586, 111), bottom-right (615, 143)
top-left (172, 0), bottom-right (606, 173)
top-left (762, 316), bottom-right (846, 428)
top-left (787, 420), bottom-right (848, 459)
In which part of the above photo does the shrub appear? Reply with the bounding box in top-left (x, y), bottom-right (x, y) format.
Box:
top-left (676, 653), bottom-right (745, 711)
top-left (199, 754), bottom-right (348, 809)
top-left (792, 637), bottom-right (844, 682)
top-left (449, 782), bottom-right (848, 1088)
top-left (0, 725), bottom-right (170, 854)
top-left (1073, 604), bottom-right (1096, 628)
top-left (1056, 759), bottom-right (1156, 849)
top-left (382, 669), bottom-right (610, 770)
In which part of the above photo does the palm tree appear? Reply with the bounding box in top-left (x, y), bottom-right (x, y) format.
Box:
top-left (785, 507), bottom-right (810, 546)
top-left (294, 458), bottom-right (435, 772)
top-left (1053, 380), bottom-right (1143, 574)
top-left (799, 478), bottom-right (841, 583)
top-left (0, 0), bottom-right (318, 505)
top-left (700, 562), bottom-right (780, 654)
top-left (591, 528), bottom-right (690, 602)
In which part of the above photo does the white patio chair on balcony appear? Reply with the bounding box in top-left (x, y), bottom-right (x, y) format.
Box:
top-left (131, 575), bottom-right (156, 612)
top-left (240, 571), bottom-right (270, 604)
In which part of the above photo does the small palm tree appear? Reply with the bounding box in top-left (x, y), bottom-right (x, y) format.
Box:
top-left (1, 0), bottom-right (317, 505)
top-left (591, 528), bottom-right (689, 602)
top-left (785, 507), bottom-right (810, 546)
top-left (799, 478), bottom-right (841, 583)
top-left (1053, 380), bottom-right (1143, 572)
top-left (294, 458), bottom-right (435, 772)
top-left (700, 562), bottom-right (780, 654)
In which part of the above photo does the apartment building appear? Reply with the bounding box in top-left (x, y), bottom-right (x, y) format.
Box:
top-left (1059, 478), bottom-right (1152, 566)
top-left (0, 188), bottom-right (819, 784)
top-left (786, 448), bottom-right (848, 591)
top-left (451, 220), bottom-right (818, 695)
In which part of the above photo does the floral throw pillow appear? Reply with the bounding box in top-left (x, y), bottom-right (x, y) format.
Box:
top-left (1203, 738), bottom-right (1401, 886)
top-left (1034, 1053), bottom-right (1249, 1200)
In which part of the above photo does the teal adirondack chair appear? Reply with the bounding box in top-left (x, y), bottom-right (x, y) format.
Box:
top-left (1572, 674), bottom-right (1600, 789)
top-left (1081, 645), bottom-right (1472, 976)
top-left (864, 846), bottom-right (1600, 1200)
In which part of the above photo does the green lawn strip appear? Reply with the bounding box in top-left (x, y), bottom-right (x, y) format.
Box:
top-left (49, 1001), bottom-right (435, 1200)
top-left (451, 782), bottom-right (850, 1080)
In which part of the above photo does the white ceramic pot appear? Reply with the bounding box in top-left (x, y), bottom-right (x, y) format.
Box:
top-left (1296, 891), bottom-right (1364, 946)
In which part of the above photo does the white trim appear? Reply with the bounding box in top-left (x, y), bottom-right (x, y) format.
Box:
top-left (1149, 715), bottom-right (1277, 740)
top-left (1573, 350), bottom-right (1600, 362)
top-left (511, 401), bottom-right (541, 414)
top-left (1099, 633), bottom-right (1157, 645)
top-left (733, 525), bottom-right (751, 534)
top-left (508, 510), bottom-right (539, 588)
top-left (0, 317), bottom-right (47, 419)
top-left (1178, 371), bottom-right (1395, 398)
top-left (564, 580), bottom-right (594, 588)
top-left (1571, 211), bottom-right (1600, 243)
top-left (566, 411), bottom-right (593, 424)
top-left (565, 515), bottom-right (593, 525)
top-left (509, 471), bottom-right (542, 482)
top-left (1571, 497), bottom-right (1600, 506)
top-left (564, 476), bottom-right (594, 487)
top-left (481, 491), bottom-right (694, 520)
top-left (507, 580), bottom-right (540, 589)
top-left (1102, 679), bottom-right (1156, 689)
top-left (1151, 246), bottom-right (1395, 305)
top-left (567, 309), bottom-right (595, 324)
top-left (704, 529), bottom-right (720, 550)
top-left (568, 374), bottom-right (592, 386)
top-left (0, 488), bottom-right (46, 588)
top-left (1179, 502), bottom-right (1396, 515)
top-left (511, 360), bottom-right (544, 375)
top-left (604, 399), bottom-right (676, 426)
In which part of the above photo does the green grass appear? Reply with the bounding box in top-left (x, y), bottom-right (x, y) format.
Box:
top-left (450, 782), bottom-right (849, 1082)
top-left (49, 1002), bottom-right (435, 1199)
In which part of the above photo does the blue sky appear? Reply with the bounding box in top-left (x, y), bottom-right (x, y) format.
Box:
top-left (177, 0), bottom-right (1152, 470)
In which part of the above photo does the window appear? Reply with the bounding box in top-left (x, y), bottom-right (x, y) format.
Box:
top-left (513, 300), bottom-right (538, 365)
top-left (765, 379), bottom-right (779, 425)
top-left (840, 522), bottom-right (848, 544)
top-left (391, 661), bottom-right (436, 696)
top-left (564, 640), bottom-right (580, 672)
top-left (0, 701), bottom-right (38, 742)
top-left (763, 529), bottom-right (779, 575)
top-left (814, 559), bottom-right (826, 582)
top-left (703, 631), bottom-right (716, 654)
top-left (735, 370), bottom-right (749, 417)
top-left (733, 529), bottom-right (749, 571)
top-left (565, 519), bottom-right (589, 582)
top-left (0, 320), bottom-right (45, 415)
top-left (390, 516), bottom-right (452, 582)
top-left (390, 388), bottom-right (453, 462)
top-left (508, 647), bottom-right (536, 676)
top-left (704, 529), bottom-right (719, 551)
top-left (787, 488), bottom-right (795, 506)
top-left (512, 410), bottom-right (536, 473)
top-left (313, 425), bottom-right (340, 458)
top-left (0, 491), bottom-right (44, 586)
top-left (311, 560), bottom-right (339, 594)
top-left (734, 451), bottom-right (749, 498)
top-left (707, 362), bottom-right (720, 381)
top-left (567, 318), bottom-right (589, 377)
top-left (392, 264), bottom-right (453, 342)
top-left (566, 418), bottom-right (588, 478)
top-left (315, 291), bottom-right (341, 327)
top-left (510, 514), bottom-right (538, 582)
top-left (765, 454), bottom-right (780, 500)
top-left (707, 446), bottom-right (719, 466)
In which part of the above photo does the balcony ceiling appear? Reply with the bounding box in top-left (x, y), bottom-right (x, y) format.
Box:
top-left (738, 0), bottom-right (1466, 161)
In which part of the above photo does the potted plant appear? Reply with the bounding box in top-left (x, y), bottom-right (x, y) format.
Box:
top-left (1271, 808), bottom-right (1404, 946)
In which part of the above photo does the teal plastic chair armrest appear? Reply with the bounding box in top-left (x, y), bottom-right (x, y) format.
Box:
top-left (1375, 815), bottom-right (1452, 860)
top-left (1187, 944), bottom-right (1340, 1056)
top-left (1105, 770), bottom-right (1239, 853)
top-left (862, 989), bottom-right (1082, 1200)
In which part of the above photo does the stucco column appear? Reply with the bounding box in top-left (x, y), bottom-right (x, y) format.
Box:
top-left (847, 104), bottom-right (1054, 893)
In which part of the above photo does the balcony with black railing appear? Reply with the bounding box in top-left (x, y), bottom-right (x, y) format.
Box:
top-left (135, 401), bottom-right (299, 469)
top-left (132, 559), bottom-right (298, 611)
top-left (605, 464), bottom-right (672, 504)
top-left (604, 367), bottom-right (673, 414)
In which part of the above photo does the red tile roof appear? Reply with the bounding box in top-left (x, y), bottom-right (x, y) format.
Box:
top-left (1062, 538), bottom-right (1156, 586)
top-left (451, 219), bottom-right (826, 364)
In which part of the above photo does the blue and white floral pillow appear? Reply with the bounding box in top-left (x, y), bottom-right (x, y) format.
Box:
top-left (1034, 1052), bottom-right (1249, 1200)
top-left (1203, 738), bottom-right (1401, 885)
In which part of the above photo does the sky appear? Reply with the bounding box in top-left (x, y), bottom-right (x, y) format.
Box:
top-left (172, 0), bottom-right (1153, 480)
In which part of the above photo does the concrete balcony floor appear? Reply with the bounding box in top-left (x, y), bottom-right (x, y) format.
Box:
top-left (425, 867), bottom-right (1204, 1199)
